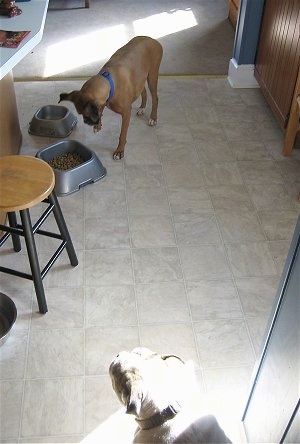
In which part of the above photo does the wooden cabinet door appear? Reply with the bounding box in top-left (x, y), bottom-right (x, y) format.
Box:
top-left (255, 0), bottom-right (300, 128)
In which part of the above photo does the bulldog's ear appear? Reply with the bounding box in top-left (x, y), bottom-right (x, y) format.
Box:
top-left (126, 382), bottom-right (143, 416)
top-left (58, 91), bottom-right (79, 103)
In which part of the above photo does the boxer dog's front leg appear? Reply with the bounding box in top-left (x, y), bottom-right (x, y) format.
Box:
top-left (113, 109), bottom-right (131, 160)
top-left (136, 87), bottom-right (147, 117)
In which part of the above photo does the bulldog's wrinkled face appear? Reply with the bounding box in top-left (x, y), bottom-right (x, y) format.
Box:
top-left (109, 347), bottom-right (186, 418)
top-left (109, 348), bottom-right (152, 416)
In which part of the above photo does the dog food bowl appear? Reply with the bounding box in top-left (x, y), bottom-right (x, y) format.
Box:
top-left (0, 293), bottom-right (17, 347)
top-left (29, 105), bottom-right (77, 138)
top-left (36, 140), bottom-right (107, 196)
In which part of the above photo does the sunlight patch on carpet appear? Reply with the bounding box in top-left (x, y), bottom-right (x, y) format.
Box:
top-left (43, 9), bottom-right (197, 77)
top-left (133, 9), bottom-right (197, 38)
top-left (43, 25), bottom-right (128, 77)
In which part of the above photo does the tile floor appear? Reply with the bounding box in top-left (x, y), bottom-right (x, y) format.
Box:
top-left (1, 77), bottom-right (300, 443)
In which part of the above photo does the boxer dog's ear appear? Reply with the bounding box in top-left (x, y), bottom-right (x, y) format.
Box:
top-left (58, 91), bottom-right (80, 104)
top-left (85, 101), bottom-right (102, 121)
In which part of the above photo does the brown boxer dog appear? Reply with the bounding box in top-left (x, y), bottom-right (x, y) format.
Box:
top-left (59, 36), bottom-right (163, 160)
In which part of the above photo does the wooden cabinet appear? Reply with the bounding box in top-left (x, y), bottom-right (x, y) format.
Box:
top-left (0, 71), bottom-right (22, 227)
top-left (254, 0), bottom-right (300, 129)
top-left (228, 0), bottom-right (240, 28)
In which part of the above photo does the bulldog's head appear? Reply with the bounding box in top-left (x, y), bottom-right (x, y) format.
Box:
top-left (109, 347), bottom-right (187, 419)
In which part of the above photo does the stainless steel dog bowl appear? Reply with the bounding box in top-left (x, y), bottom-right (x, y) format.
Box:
top-left (0, 293), bottom-right (17, 347)
top-left (29, 105), bottom-right (77, 138)
top-left (36, 140), bottom-right (107, 196)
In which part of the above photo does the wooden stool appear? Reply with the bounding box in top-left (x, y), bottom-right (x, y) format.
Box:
top-left (0, 155), bottom-right (78, 314)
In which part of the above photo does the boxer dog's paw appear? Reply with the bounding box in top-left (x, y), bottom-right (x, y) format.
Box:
top-left (136, 107), bottom-right (145, 116)
top-left (113, 150), bottom-right (124, 161)
top-left (148, 118), bottom-right (157, 126)
top-left (93, 123), bottom-right (102, 133)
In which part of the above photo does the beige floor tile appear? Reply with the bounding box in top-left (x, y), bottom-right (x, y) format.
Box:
top-left (85, 285), bottom-right (137, 327)
top-left (129, 214), bottom-right (176, 247)
top-left (189, 122), bottom-right (227, 142)
top-left (125, 164), bottom-right (164, 189)
top-left (197, 140), bottom-right (235, 163)
top-left (194, 319), bottom-right (255, 368)
top-left (179, 244), bottom-right (231, 280)
top-left (168, 187), bottom-right (213, 215)
top-left (0, 380), bottom-right (23, 440)
top-left (30, 287), bottom-right (84, 328)
top-left (215, 208), bottom-right (265, 243)
top-left (238, 159), bottom-right (284, 184)
top-left (209, 185), bottom-right (254, 210)
top-left (21, 378), bottom-right (84, 437)
top-left (26, 328), bottom-right (84, 378)
top-left (163, 162), bottom-right (205, 189)
top-left (123, 142), bottom-right (160, 166)
top-left (258, 210), bottom-right (299, 241)
top-left (85, 188), bottom-right (127, 218)
top-left (187, 280), bottom-right (243, 320)
top-left (235, 276), bottom-right (279, 317)
top-left (159, 141), bottom-right (199, 165)
top-left (0, 330), bottom-right (28, 379)
top-left (85, 216), bottom-right (130, 249)
top-left (203, 161), bottom-right (244, 186)
top-left (247, 183), bottom-right (296, 211)
top-left (85, 250), bottom-right (133, 286)
top-left (136, 282), bottom-right (190, 324)
top-left (127, 186), bottom-right (170, 216)
top-left (156, 124), bottom-right (193, 144)
top-left (132, 247), bottom-right (183, 283)
top-left (174, 212), bottom-right (221, 245)
top-left (225, 241), bottom-right (277, 277)
top-left (230, 140), bottom-right (271, 160)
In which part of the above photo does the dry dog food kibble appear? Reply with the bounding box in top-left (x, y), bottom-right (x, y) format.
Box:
top-left (47, 152), bottom-right (84, 170)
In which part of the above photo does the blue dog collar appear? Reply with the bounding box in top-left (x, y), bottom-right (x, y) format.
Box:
top-left (100, 70), bottom-right (115, 103)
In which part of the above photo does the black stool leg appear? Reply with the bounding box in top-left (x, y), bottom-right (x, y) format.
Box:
top-left (20, 209), bottom-right (48, 314)
top-left (48, 191), bottom-right (78, 267)
top-left (8, 212), bottom-right (22, 252)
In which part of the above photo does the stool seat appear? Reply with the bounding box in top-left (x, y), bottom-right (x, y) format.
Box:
top-left (0, 155), bottom-right (55, 212)
top-left (0, 154), bottom-right (78, 314)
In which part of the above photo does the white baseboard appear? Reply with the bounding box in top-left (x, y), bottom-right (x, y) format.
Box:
top-left (227, 58), bottom-right (259, 88)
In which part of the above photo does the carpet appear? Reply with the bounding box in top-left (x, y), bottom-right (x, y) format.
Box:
top-left (13, 0), bottom-right (235, 80)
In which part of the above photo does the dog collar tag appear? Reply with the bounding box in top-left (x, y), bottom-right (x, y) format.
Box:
top-left (100, 71), bottom-right (115, 103)
top-left (136, 401), bottom-right (181, 430)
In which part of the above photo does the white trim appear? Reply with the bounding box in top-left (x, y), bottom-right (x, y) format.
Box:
top-left (227, 58), bottom-right (259, 88)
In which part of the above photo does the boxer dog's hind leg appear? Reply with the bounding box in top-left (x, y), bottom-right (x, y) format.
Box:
top-left (147, 71), bottom-right (159, 126)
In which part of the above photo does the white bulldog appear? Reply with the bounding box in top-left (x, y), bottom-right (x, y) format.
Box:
top-left (109, 347), bottom-right (232, 443)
